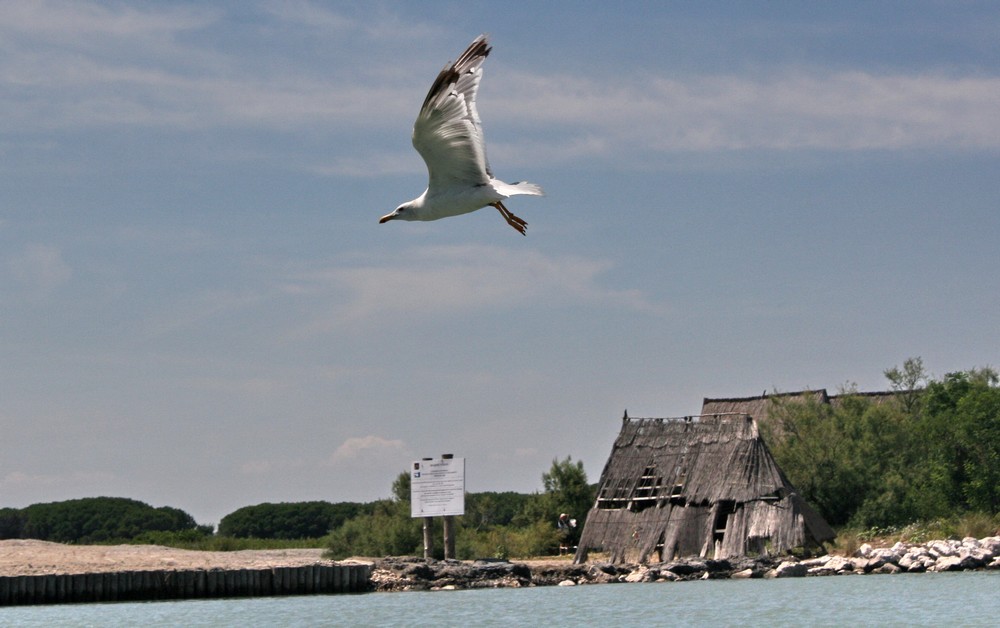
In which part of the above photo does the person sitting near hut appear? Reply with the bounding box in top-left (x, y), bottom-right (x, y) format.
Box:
top-left (557, 513), bottom-right (577, 555)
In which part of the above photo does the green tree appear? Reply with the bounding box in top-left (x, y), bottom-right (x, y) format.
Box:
top-left (463, 492), bottom-right (533, 530)
top-left (764, 393), bottom-right (873, 526)
top-left (840, 395), bottom-right (922, 526)
top-left (541, 456), bottom-right (592, 522)
top-left (391, 470), bottom-right (410, 503)
top-left (884, 356), bottom-right (928, 417)
top-left (955, 379), bottom-right (1000, 512)
top-left (0, 508), bottom-right (25, 539)
top-left (920, 368), bottom-right (1000, 514)
top-left (12, 497), bottom-right (198, 543)
top-left (218, 501), bottom-right (369, 539)
top-left (765, 360), bottom-right (1000, 529)
top-left (513, 456), bottom-right (593, 548)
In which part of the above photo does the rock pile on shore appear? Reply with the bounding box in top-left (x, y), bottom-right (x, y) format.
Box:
top-left (371, 536), bottom-right (1000, 591)
top-left (849, 535), bottom-right (1000, 574)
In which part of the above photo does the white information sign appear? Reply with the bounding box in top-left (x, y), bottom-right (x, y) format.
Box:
top-left (410, 457), bottom-right (465, 518)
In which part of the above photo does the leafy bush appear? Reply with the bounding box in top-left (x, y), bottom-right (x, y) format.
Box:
top-left (456, 521), bottom-right (562, 559)
top-left (324, 499), bottom-right (422, 559)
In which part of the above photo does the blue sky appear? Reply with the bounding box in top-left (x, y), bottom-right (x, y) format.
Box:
top-left (2, 1), bottom-right (998, 526)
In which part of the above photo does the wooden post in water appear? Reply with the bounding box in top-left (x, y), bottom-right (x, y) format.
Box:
top-left (443, 515), bottom-right (455, 559)
top-left (419, 457), bottom-right (434, 559)
top-left (423, 516), bottom-right (434, 559)
top-left (442, 453), bottom-right (456, 559)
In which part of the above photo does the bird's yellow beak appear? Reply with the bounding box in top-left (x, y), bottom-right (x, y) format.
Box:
top-left (378, 213), bottom-right (395, 224)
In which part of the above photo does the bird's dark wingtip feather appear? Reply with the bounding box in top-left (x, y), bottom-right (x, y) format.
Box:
top-left (419, 34), bottom-right (492, 112)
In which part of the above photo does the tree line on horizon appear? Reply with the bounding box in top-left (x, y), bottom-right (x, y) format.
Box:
top-left (0, 457), bottom-right (594, 558)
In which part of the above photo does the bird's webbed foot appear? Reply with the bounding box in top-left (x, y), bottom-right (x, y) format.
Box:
top-left (491, 202), bottom-right (528, 235)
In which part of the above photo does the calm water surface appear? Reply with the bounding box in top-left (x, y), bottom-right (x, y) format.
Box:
top-left (2, 571), bottom-right (997, 627)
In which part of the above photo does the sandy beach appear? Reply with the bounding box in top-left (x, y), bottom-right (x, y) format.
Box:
top-left (0, 539), bottom-right (337, 577)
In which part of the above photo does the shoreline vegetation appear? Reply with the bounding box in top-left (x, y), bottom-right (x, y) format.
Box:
top-left (1, 534), bottom-right (998, 604)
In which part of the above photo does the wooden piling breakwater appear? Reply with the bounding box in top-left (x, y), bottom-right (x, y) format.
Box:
top-left (0, 563), bottom-right (371, 606)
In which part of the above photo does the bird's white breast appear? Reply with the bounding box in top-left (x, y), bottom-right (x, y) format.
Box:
top-left (420, 183), bottom-right (503, 221)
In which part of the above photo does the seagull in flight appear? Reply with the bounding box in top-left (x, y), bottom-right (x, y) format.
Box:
top-left (379, 34), bottom-right (543, 235)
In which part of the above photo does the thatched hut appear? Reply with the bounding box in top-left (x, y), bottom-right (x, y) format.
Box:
top-left (574, 412), bottom-right (834, 564)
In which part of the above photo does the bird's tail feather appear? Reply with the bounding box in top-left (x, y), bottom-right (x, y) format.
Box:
top-left (493, 180), bottom-right (544, 197)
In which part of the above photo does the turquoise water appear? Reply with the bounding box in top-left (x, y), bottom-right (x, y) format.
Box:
top-left (2, 572), bottom-right (997, 627)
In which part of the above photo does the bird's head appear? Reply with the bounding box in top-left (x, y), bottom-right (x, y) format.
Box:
top-left (378, 204), bottom-right (404, 223)
top-left (379, 199), bottom-right (420, 224)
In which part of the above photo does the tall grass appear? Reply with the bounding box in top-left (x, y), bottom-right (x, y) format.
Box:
top-left (129, 530), bottom-right (329, 551)
top-left (456, 521), bottom-right (562, 560)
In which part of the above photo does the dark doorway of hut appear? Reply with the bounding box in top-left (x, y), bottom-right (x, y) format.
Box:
top-left (652, 532), bottom-right (673, 562)
top-left (711, 500), bottom-right (736, 559)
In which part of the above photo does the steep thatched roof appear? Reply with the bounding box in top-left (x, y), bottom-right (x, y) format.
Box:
top-left (700, 390), bottom-right (829, 426)
top-left (575, 413), bottom-right (834, 564)
top-left (701, 389), bottom-right (903, 433)
top-left (829, 390), bottom-right (901, 408)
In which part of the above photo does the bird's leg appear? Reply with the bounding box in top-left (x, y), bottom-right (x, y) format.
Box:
top-left (491, 201), bottom-right (527, 235)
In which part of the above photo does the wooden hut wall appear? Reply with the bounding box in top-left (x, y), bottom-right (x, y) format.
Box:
top-left (577, 502), bottom-right (712, 564)
top-left (654, 505), bottom-right (711, 561)
top-left (722, 499), bottom-right (805, 556)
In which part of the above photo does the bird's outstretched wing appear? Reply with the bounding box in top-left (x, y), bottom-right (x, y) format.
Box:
top-left (412, 34), bottom-right (494, 193)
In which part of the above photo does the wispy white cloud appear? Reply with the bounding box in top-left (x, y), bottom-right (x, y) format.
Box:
top-left (6, 244), bottom-right (72, 296)
top-left (1, 56), bottom-right (414, 132)
top-left (307, 151), bottom-right (422, 178)
top-left (0, 0), bottom-right (214, 38)
top-left (239, 459), bottom-right (278, 476)
top-left (113, 225), bottom-right (216, 253)
top-left (238, 434), bottom-right (408, 480)
top-left (259, 0), bottom-right (443, 42)
top-left (281, 245), bottom-right (660, 336)
top-left (258, 0), bottom-right (354, 31)
top-left (282, 68), bottom-right (1000, 176)
top-left (137, 289), bottom-right (263, 338)
top-left (185, 365), bottom-right (373, 408)
top-left (327, 435), bottom-right (408, 464)
top-left (493, 70), bottom-right (1000, 154)
top-left (238, 457), bottom-right (307, 476)
top-left (0, 1), bottom-right (417, 133)
top-left (1, 469), bottom-right (116, 490)
top-left (192, 376), bottom-right (291, 398)
top-left (4, 2), bottom-right (997, 159)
